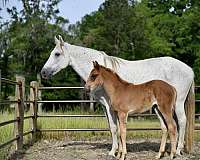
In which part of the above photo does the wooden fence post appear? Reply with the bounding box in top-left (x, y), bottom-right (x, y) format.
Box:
top-left (185, 86), bottom-right (195, 153)
top-left (30, 81), bottom-right (38, 143)
top-left (0, 70), bottom-right (1, 100)
top-left (89, 94), bottom-right (94, 113)
top-left (14, 75), bottom-right (25, 151)
top-left (37, 74), bottom-right (42, 113)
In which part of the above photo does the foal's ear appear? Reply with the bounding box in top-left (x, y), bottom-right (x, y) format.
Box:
top-left (58, 35), bottom-right (64, 46)
top-left (93, 61), bottom-right (100, 70)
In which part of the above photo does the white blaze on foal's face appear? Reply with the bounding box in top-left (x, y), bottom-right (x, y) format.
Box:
top-left (41, 35), bottom-right (71, 79)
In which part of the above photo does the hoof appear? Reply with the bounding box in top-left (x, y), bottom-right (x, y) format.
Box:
top-left (108, 151), bottom-right (115, 157)
top-left (116, 152), bottom-right (121, 159)
top-left (170, 153), bottom-right (176, 159)
top-left (105, 155), bottom-right (116, 160)
top-left (156, 152), bottom-right (164, 159)
top-left (155, 154), bottom-right (161, 159)
top-left (119, 154), bottom-right (126, 160)
top-left (176, 149), bottom-right (183, 156)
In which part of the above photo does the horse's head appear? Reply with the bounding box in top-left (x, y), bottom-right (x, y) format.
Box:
top-left (41, 35), bottom-right (71, 79)
top-left (85, 61), bottom-right (104, 92)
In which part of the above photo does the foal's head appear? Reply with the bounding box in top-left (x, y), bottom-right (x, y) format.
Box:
top-left (85, 61), bottom-right (104, 92)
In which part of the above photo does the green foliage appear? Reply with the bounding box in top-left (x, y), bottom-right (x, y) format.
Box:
top-left (76, 0), bottom-right (200, 84)
top-left (0, 0), bottom-right (75, 101)
top-left (0, 0), bottom-right (200, 108)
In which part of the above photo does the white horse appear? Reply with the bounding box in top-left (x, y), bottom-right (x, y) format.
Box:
top-left (41, 35), bottom-right (194, 157)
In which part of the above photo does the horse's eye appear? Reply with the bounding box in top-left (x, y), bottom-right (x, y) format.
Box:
top-left (91, 74), bottom-right (97, 81)
top-left (55, 52), bottom-right (60, 57)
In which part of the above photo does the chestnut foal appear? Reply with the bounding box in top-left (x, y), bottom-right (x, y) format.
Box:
top-left (85, 61), bottom-right (177, 160)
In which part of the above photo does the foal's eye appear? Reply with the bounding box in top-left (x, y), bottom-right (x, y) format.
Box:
top-left (90, 74), bottom-right (97, 81)
top-left (55, 52), bottom-right (60, 57)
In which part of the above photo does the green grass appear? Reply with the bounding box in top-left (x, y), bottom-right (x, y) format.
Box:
top-left (1, 111), bottom-right (200, 159)
top-left (37, 112), bottom-right (161, 140)
top-left (0, 111), bottom-right (32, 159)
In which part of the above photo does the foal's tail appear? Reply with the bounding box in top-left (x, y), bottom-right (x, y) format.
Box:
top-left (172, 86), bottom-right (177, 111)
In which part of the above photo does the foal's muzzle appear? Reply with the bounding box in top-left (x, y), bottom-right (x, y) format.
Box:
top-left (84, 84), bottom-right (90, 93)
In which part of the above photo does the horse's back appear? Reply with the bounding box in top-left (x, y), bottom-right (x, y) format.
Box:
top-left (118, 56), bottom-right (193, 77)
top-left (115, 56), bottom-right (193, 96)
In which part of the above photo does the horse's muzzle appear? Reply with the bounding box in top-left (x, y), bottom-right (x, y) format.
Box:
top-left (41, 68), bottom-right (53, 79)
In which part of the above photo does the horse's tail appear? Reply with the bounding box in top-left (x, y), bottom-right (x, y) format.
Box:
top-left (184, 80), bottom-right (195, 152)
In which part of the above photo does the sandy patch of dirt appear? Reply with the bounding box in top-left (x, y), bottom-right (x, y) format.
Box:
top-left (8, 139), bottom-right (200, 160)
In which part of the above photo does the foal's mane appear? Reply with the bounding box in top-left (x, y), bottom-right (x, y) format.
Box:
top-left (99, 65), bottom-right (130, 85)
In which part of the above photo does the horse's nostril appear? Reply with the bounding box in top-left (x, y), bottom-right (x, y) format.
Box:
top-left (41, 69), bottom-right (48, 79)
top-left (41, 69), bottom-right (47, 76)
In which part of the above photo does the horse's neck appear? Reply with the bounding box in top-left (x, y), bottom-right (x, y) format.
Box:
top-left (68, 45), bottom-right (104, 81)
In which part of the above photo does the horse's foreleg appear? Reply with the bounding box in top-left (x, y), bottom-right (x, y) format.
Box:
top-left (103, 104), bottom-right (118, 156)
top-left (99, 96), bottom-right (118, 156)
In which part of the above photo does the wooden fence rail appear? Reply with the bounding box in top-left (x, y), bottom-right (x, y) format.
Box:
top-left (0, 76), bottom-right (36, 152)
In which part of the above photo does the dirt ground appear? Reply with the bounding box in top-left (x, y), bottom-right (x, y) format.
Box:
top-left (8, 139), bottom-right (200, 160)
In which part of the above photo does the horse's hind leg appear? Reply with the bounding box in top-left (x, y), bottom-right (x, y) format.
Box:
top-left (175, 100), bottom-right (186, 155)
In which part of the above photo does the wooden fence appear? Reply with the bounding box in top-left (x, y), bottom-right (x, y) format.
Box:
top-left (0, 76), bottom-right (199, 154)
top-left (0, 76), bottom-right (35, 150)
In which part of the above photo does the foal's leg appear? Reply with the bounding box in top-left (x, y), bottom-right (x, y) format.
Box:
top-left (165, 116), bottom-right (177, 159)
top-left (116, 119), bottom-right (123, 159)
top-left (154, 108), bottom-right (168, 159)
top-left (118, 112), bottom-right (127, 160)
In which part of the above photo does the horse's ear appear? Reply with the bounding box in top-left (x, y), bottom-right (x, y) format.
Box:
top-left (93, 61), bottom-right (100, 70)
top-left (54, 36), bottom-right (59, 44)
top-left (58, 35), bottom-right (64, 46)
